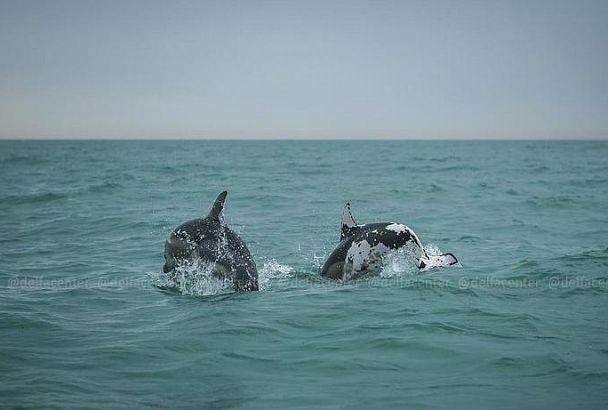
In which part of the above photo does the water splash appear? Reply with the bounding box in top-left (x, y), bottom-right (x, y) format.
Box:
top-left (423, 243), bottom-right (444, 258)
top-left (149, 260), bottom-right (232, 296)
top-left (379, 243), bottom-right (446, 278)
top-left (379, 244), bottom-right (420, 278)
top-left (149, 258), bottom-right (296, 295)
top-left (257, 259), bottom-right (295, 290)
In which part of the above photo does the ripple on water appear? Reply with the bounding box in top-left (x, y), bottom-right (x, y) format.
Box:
top-left (1, 191), bottom-right (68, 205)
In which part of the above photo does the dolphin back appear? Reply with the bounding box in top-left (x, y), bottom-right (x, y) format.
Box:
top-left (191, 220), bottom-right (258, 291)
top-left (213, 225), bottom-right (258, 291)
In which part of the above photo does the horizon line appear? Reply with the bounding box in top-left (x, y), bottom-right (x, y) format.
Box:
top-left (1, 136), bottom-right (607, 142)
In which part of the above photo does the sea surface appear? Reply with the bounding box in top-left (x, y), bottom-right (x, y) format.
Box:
top-left (1, 140), bottom-right (607, 409)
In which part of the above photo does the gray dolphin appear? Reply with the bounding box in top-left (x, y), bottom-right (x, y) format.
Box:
top-left (320, 203), bottom-right (457, 280)
top-left (163, 191), bottom-right (259, 291)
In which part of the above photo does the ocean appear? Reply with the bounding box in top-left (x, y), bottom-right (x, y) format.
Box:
top-left (1, 140), bottom-right (607, 409)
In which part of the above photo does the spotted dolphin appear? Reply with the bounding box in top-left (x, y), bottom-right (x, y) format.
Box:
top-left (163, 191), bottom-right (258, 291)
top-left (320, 203), bottom-right (457, 280)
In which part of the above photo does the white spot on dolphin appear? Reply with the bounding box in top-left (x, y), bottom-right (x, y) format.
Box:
top-left (343, 240), bottom-right (395, 279)
top-left (346, 239), bottom-right (371, 273)
top-left (370, 242), bottom-right (390, 259)
top-left (386, 223), bottom-right (407, 233)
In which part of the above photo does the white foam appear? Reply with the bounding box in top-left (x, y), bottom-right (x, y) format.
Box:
top-left (257, 259), bottom-right (295, 290)
top-left (149, 260), bottom-right (232, 296)
top-left (150, 257), bottom-right (297, 294)
top-left (424, 243), bottom-right (443, 256)
top-left (377, 242), bottom-right (453, 277)
top-left (379, 242), bottom-right (421, 278)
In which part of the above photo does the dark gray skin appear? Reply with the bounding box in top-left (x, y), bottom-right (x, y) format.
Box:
top-left (163, 191), bottom-right (259, 291)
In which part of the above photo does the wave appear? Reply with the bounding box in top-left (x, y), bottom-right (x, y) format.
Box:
top-left (454, 234), bottom-right (482, 243)
top-left (0, 311), bottom-right (65, 331)
top-left (526, 165), bottom-right (550, 173)
top-left (396, 164), bottom-right (480, 172)
top-left (87, 181), bottom-right (124, 193)
top-left (568, 177), bottom-right (608, 188)
top-left (555, 247), bottom-right (608, 263)
top-left (1, 191), bottom-right (67, 205)
top-left (1, 153), bottom-right (44, 166)
top-left (428, 183), bottom-right (445, 192)
top-left (525, 195), bottom-right (576, 208)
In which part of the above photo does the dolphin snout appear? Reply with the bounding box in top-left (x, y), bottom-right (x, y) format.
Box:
top-left (163, 261), bottom-right (174, 273)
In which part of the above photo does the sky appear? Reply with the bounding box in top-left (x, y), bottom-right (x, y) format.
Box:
top-left (0, 0), bottom-right (607, 139)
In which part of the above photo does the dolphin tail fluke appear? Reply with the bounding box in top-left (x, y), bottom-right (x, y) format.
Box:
top-left (416, 253), bottom-right (458, 270)
top-left (340, 202), bottom-right (357, 240)
top-left (208, 191), bottom-right (228, 219)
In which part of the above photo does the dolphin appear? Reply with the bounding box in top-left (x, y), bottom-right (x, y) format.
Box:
top-left (320, 203), bottom-right (458, 280)
top-left (163, 191), bottom-right (258, 291)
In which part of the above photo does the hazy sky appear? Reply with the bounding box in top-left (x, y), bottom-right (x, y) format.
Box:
top-left (0, 0), bottom-right (606, 139)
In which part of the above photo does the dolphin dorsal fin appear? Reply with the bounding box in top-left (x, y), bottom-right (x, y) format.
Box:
top-left (208, 191), bottom-right (228, 220)
top-left (340, 202), bottom-right (357, 240)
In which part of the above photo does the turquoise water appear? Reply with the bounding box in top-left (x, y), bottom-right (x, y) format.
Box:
top-left (1, 140), bottom-right (607, 409)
